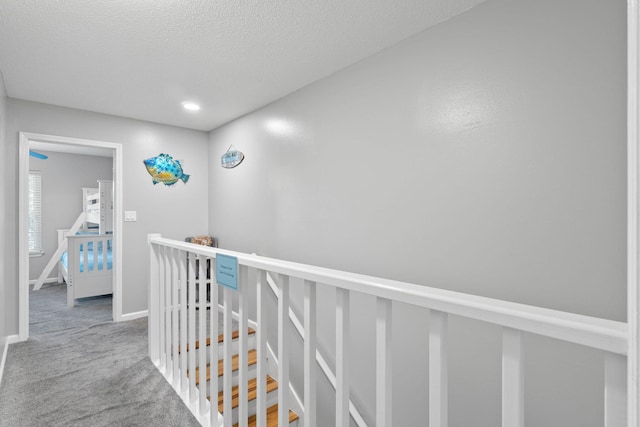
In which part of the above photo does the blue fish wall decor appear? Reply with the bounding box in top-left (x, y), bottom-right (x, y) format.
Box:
top-left (143, 153), bottom-right (190, 186)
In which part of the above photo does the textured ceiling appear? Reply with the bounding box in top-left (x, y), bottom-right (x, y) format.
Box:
top-left (0, 0), bottom-right (484, 131)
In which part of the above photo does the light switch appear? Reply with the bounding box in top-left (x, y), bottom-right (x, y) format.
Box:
top-left (124, 211), bottom-right (137, 222)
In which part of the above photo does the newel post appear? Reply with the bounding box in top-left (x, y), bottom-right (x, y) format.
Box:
top-left (147, 234), bottom-right (162, 363)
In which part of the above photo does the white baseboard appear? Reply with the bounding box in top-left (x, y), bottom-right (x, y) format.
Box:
top-left (120, 310), bottom-right (148, 321)
top-left (0, 334), bottom-right (20, 388)
top-left (28, 277), bottom-right (58, 286)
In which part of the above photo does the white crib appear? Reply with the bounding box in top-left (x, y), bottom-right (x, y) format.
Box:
top-left (57, 229), bottom-right (113, 307)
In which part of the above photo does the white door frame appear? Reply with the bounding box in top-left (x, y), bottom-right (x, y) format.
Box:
top-left (629, 1), bottom-right (640, 425)
top-left (18, 132), bottom-right (124, 341)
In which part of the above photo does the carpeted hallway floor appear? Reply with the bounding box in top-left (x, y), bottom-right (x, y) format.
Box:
top-left (0, 283), bottom-right (200, 426)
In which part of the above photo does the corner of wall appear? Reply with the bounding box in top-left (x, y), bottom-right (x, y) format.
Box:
top-left (0, 67), bottom-right (9, 372)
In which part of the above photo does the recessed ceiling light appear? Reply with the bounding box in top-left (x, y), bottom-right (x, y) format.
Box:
top-left (182, 102), bottom-right (200, 111)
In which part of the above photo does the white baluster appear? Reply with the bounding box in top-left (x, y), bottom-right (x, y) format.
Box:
top-left (223, 286), bottom-right (233, 427)
top-left (304, 280), bottom-right (317, 427)
top-left (179, 250), bottom-right (188, 395)
top-left (278, 274), bottom-right (291, 427)
top-left (148, 240), bottom-right (160, 362)
top-left (188, 253), bottom-right (197, 404)
top-left (604, 352), bottom-right (627, 427)
top-left (165, 246), bottom-right (172, 379)
top-left (210, 257), bottom-right (220, 427)
top-left (238, 265), bottom-right (249, 427)
top-left (336, 288), bottom-right (350, 427)
top-left (172, 248), bottom-right (180, 384)
top-left (502, 328), bottom-right (524, 427)
top-left (198, 255), bottom-right (208, 415)
top-left (158, 246), bottom-right (166, 368)
top-left (256, 270), bottom-right (268, 427)
top-left (377, 297), bottom-right (392, 427)
top-left (429, 310), bottom-right (448, 427)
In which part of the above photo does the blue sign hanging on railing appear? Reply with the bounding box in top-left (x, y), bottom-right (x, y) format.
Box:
top-left (216, 254), bottom-right (238, 290)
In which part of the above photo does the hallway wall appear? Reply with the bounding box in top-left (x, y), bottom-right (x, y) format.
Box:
top-left (5, 99), bottom-right (210, 331)
top-left (208, 0), bottom-right (627, 425)
top-left (0, 71), bottom-right (8, 360)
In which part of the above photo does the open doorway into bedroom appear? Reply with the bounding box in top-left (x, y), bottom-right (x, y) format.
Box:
top-left (18, 133), bottom-right (123, 341)
top-left (28, 147), bottom-right (113, 331)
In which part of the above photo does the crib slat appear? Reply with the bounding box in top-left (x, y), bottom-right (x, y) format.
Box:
top-left (198, 256), bottom-right (208, 415)
top-left (188, 254), bottom-right (197, 404)
top-left (336, 288), bottom-right (350, 427)
top-left (304, 280), bottom-right (317, 427)
top-left (376, 297), bottom-right (392, 427)
top-left (256, 270), bottom-right (268, 427)
top-left (502, 327), bottom-right (524, 427)
top-left (102, 238), bottom-right (108, 271)
top-left (82, 241), bottom-right (89, 273)
top-left (604, 352), bottom-right (627, 427)
top-left (429, 310), bottom-right (448, 427)
top-left (238, 265), bottom-right (249, 427)
top-left (278, 274), bottom-right (291, 427)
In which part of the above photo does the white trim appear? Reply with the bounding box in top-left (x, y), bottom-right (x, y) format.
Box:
top-left (628, 1), bottom-right (640, 426)
top-left (6, 335), bottom-right (20, 345)
top-left (0, 335), bottom-right (21, 388)
top-left (120, 310), bottom-right (149, 321)
top-left (0, 339), bottom-right (9, 387)
top-left (18, 133), bottom-right (124, 342)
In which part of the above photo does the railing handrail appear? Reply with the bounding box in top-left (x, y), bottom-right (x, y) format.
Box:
top-left (148, 235), bottom-right (628, 355)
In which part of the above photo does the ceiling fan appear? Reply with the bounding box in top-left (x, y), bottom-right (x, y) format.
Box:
top-left (29, 150), bottom-right (48, 160)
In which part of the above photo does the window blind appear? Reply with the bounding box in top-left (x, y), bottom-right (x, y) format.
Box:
top-left (28, 171), bottom-right (42, 254)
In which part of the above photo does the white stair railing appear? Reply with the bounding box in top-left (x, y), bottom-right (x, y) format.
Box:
top-left (263, 271), bottom-right (368, 427)
top-left (148, 233), bottom-right (631, 427)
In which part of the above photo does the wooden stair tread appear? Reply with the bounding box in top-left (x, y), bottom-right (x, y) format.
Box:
top-left (179, 328), bottom-right (256, 352)
top-left (234, 404), bottom-right (299, 427)
top-left (188, 349), bottom-right (257, 385)
top-left (216, 375), bottom-right (279, 413)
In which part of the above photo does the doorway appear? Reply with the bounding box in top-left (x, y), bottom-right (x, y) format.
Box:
top-left (18, 133), bottom-right (123, 341)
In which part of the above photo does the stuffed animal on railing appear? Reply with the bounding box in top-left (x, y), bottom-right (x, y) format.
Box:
top-left (190, 235), bottom-right (214, 247)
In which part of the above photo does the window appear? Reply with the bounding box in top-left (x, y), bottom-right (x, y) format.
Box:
top-left (28, 171), bottom-right (42, 255)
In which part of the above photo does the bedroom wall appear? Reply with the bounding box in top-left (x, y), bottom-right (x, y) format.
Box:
top-left (28, 151), bottom-right (113, 281)
top-left (5, 99), bottom-right (210, 330)
top-left (208, 0), bottom-right (626, 426)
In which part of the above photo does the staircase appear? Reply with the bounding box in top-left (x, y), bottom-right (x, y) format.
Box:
top-left (185, 325), bottom-right (299, 426)
top-left (150, 234), bottom-right (634, 427)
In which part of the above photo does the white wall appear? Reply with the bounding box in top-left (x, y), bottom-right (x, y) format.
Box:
top-left (208, 0), bottom-right (626, 425)
top-left (0, 72), bottom-right (8, 355)
top-left (5, 99), bottom-right (210, 331)
top-left (28, 151), bottom-right (113, 281)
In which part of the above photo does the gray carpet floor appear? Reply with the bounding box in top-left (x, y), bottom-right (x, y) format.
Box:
top-left (0, 283), bottom-right (200, 427)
